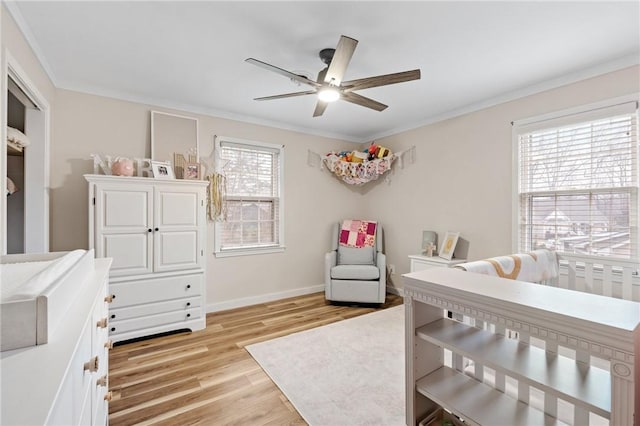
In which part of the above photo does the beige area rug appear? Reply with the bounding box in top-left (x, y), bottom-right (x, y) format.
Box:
top-left (246, 306), bottom-right (405, 426)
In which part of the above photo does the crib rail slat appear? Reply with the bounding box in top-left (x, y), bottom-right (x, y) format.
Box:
top-left (544, 393), bottom-right (558, 419)
top-left (574, 405), bottom-right (589, 426)
top-left (567, 260), bottom-right (577, 291)
top-left (603, 265), bottom-right (613, 297)
top-left (473, 319), bottom-right (485, 382)
top-left (621, 267), bottom-right (633, 300)
top-left (581, 262), bottom-right (592, 293)
top-left (494, 323), bottom-right (506, 393)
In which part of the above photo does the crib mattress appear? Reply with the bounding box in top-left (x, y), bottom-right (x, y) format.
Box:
top-left (0, 249), bottom-right (95, 351)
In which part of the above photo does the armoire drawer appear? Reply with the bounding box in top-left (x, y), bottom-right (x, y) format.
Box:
top-left (109, 307), bottom-right (202, 336)
top-left (109, 296), bottom-right (201, 322)
top-left (109, 273), bottom-right (203, 308)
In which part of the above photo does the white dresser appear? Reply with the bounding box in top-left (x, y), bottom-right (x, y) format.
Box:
top-left (0, 258), bottom-right (112, 425)
top-left (409, 254), bottom-right (466, 272)
top-left (85, 174), bottom-right (207, 343)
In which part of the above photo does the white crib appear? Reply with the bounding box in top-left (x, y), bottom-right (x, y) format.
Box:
top-left (404, 254), bottom-right (640, 426)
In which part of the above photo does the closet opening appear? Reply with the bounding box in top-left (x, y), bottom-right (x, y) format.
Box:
top-left (3, 60), bottom-right (48, 255)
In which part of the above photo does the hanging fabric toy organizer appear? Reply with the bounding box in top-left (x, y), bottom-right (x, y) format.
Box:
top-left (321, 143), bottom-right (413, 186)
top-left (323, 153), bottom-right (396, 185)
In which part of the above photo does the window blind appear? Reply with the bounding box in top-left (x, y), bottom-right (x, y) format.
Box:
top-left (219, 141), bottom-right (282, 250)
top-left (516, 102), bottom-right (639, 259)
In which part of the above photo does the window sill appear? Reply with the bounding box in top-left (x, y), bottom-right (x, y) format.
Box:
top-left (214, 246), bottom-right (285, 258)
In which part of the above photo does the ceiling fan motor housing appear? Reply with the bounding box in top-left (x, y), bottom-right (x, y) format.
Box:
top-left (319, 48), bottom-right (335, 65)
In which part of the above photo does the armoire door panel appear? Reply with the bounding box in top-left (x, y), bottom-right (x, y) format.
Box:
top-left (154, 231), bottom-right (199, 272)
top-left (156, 191), bottom-right (198, 227)
top-left (101, 234), bottom-right (152, 276)
top-left (98, 187), bottom-right (152, 232)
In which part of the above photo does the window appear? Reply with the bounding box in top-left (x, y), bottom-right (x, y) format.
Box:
top-left (214, 137), bottom-right (284, 256)
top-left (514, 99), bottom-right (639, 259)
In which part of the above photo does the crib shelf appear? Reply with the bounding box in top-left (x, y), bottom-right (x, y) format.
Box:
top-left (416, 366), bottom-right (566, 426)
top-left (415, 318), bottom-right (610, 418)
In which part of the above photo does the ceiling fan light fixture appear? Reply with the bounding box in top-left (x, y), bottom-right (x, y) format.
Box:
top-left (318, 87), bottom-right (340, 102)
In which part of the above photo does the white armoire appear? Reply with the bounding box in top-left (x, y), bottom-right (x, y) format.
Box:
top-left (85, 174), bottom-right (207, 343)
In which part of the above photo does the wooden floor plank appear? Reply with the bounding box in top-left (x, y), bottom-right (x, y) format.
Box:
top-left (109, 292), bottom-right (402, 425)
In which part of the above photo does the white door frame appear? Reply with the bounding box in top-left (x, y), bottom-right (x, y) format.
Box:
top-left (1, 49), bottom-right (50, 254)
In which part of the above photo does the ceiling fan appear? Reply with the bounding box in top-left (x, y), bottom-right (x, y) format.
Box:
top-left (245, 35), bottom-right (421, 117)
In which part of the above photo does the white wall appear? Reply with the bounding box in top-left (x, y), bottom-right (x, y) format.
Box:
top-left (1, 5), bottom-right (55, 254)
top-left (371, 65), bottom-right (640, 291)
top-left (50, 89), bottom-right (365, 309)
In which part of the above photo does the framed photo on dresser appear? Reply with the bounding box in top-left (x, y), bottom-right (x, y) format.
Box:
top-left (439, 231), bottom-right (460, 260)
top-left (184, 162), bottom-right (201, 180)
top-left (151, 161), bottom-right (175, 179)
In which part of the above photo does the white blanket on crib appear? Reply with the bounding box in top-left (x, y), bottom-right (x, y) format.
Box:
top-left (456, 249), bottom-right (558, 283)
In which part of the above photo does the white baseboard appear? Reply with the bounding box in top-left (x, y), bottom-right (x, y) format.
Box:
top-left (206, 284), bottom-right (325, 313)
top-left (207, 284), bottom-right (403, 313)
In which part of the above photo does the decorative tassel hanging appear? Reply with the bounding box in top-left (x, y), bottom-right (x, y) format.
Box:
top-left (207, 172), bottom-right (227, 221)
top-left (201, 135), bottom-right (228, 221)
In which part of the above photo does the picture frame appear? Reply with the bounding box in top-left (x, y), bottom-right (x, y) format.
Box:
top-left (422, 230), bottom-right (438, 256)
top-left (150, 111), bottom-right (199, 166)
top-left (151, 161), bottom-right (175, 179)
top-left (439, 231), bottom-right (460, 260)
top-left (184, 162), bottom-right (201, 180)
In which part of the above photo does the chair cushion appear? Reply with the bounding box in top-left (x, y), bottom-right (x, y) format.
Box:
top-left (331, 264), bottom-right (380, 280)
top-left (337, 246), bottom-right (374, 265)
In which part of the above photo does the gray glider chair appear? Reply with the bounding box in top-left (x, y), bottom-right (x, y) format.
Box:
top-left (325, 222), bottom-right (386, 304)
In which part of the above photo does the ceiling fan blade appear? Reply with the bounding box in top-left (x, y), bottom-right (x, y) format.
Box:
top-left (313, 100), bottom-right (329, 117)
top-left (324, 35), bottom-right (358, 85)
top-left (245, 58), bottom-right (320, 88)
top-left (341, 69), bottom-right (421, 92)
top-left (254, 90), bottom-right (317, 101)
top-left (341, 92), bottom-right (388, 112)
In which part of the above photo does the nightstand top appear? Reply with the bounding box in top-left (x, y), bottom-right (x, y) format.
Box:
top-left (408, 255), bottom-right (467, 266)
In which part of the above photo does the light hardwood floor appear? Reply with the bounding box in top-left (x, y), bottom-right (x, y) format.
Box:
top-left (109, 292), bottom-right (403, 425)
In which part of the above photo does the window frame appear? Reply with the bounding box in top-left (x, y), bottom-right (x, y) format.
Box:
top-left (512, 94), bottom-right (640, 261)
top-left (214, 136), bottom-right (285, 257)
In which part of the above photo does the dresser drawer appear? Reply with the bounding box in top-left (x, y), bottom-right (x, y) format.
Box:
top-left (109, 296), bottom-right (201, 322)
top-left (47, 319), bottom-right (93, 425)
top-left (109, 274), bottom-right (203, 308)
top-left (109, 307), bottom-right (202, 336)
top-left (92, 284), bottom-right (110, 426)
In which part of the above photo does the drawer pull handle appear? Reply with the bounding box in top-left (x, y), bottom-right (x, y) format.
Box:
top-left (104, 295), bottom-right (114, 303)
top-left (111, 327), bottom-right (116, 332)
top-left (84, 356), bottom-right (99, 373)
top-left (104, 391), bottom-right (113, 402)
top-left (97, 375), bottom-right (108, 387)
top-left (111, 314), bottom-right (116, 319)
top-left (148, 228), bottom-right (152, 233)
top-left (186, 313), bottom-right (191, 318)
top-left (186, 302), bottom-right (191, 307)
top-left (186, 284), bottom-right (191, 289)
top-left (97, 318), bottom-right (108, 328)
top-left (155, 227), bottom-right (159, 232)
top-left (104, 340), bottom-right (114, 349)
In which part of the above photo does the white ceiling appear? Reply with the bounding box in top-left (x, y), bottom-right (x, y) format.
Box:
top-left (7, 1), bottom-right (640, 142)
